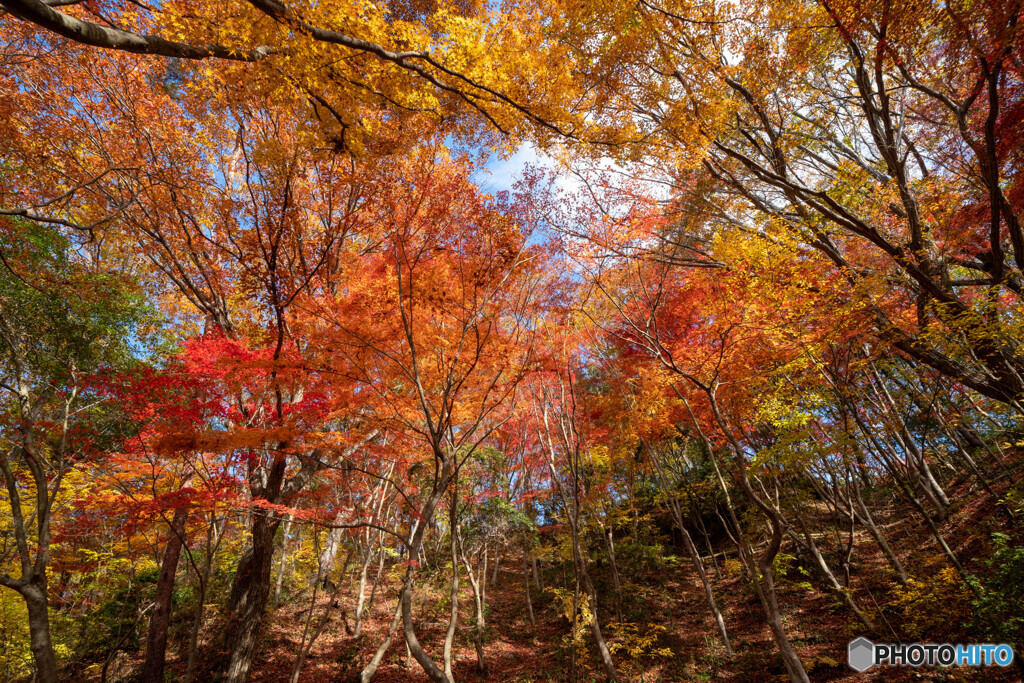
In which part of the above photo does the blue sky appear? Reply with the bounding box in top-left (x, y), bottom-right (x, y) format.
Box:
top-left (472, 143), bottom-right (550, 195)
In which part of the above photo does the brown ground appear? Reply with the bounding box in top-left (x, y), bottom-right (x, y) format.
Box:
top-left (89, 474), bottom-right (1022, 682)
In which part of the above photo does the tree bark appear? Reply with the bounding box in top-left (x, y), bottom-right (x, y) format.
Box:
top-left (458, 537), bottom-right (488, 673)
top-left (359, 598), bottom-right (403, 683)
top-left (184, 515), bottom-right (222, 683)
top-left (442, 499), bottom-right (459, 683)
top-left (353, 540), bottom-right (374, 639)
top-left (490, 545), bottom-right (501, 587)
top-left (221, 512), bottom-right (281, 683)
top-left (22, 580), bottom-right (59, 683)
top-left (142, 506), bottom-right (189, 682)
top-left (523, 551), bottom-right (536, 629)
top-left (273, 514), bottom-right (293, 607)
top-left (602, 525), bottom-right (624, 624)
top-left (643, 438), bottom-right (732, 655)
top-left (700, 394), bottom-right (810, 683)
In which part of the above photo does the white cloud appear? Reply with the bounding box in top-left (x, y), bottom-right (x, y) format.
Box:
top-left (472, 143), bottom-right (550, 195)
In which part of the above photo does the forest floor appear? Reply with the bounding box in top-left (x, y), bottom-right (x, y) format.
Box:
top-left (89, 473), bottom-right (1021, 683)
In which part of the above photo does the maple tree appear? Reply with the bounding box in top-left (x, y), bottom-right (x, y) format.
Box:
top-left (297, 152), bottom-right (542, 682)
top-left (541, 0), bottom-right (1024, 406)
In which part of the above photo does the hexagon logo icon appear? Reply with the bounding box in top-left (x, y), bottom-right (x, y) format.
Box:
top-left (848, 637), bottom-right (875, 672)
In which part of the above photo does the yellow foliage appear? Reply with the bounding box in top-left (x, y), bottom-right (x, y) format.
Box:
top-left (606, 622), bottom-right (673, 660)
top-left (890, 567), bottom-right (972, 641)
top-left (584, 444), bottom-right (611, 471)
top-left (0, 590), bottom-right (32, 680)
top-left (545, 587), bottom-right (593, 645)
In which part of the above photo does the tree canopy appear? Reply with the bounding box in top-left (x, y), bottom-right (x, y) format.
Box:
top-left (0, 0), bottom-right (1022, 681)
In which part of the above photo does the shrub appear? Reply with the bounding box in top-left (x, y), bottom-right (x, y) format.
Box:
top-left (723, 558), bottom-right (743, 577)
top-left (968, 533), bottom-right (1024, 648)
top-left (890, 566), bottom-right (971, 641)
top-left (606, 622), bottom-right (673, 660)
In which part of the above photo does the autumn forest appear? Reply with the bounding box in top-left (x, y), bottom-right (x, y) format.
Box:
top-left (0, 0), bottom-right (1022, 681)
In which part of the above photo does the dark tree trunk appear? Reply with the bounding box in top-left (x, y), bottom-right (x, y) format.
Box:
top-left (142, 507), bottom-right (189, 682)
top-left (221, 513), bottom-right (281, 683)
top-left (22, 580), bottom-right (59, 683)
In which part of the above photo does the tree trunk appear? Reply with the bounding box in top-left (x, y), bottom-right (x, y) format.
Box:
top-left (142, 506), bottom-right (189, 683)
top-left (393, 478), bottom-right (451, 682)
top-left (401, 571), bottom-right (446, 682)
top-left (792, 518), bottom-right (876, 632)
top-left (602, 526), bottom-right (624, 624)
top-left (273, 514), bottom-right (293, 607)
top-left (353, 541), bottom-right (374, 639)
top-left (359, 598), bottom-right (403, 683)
top-left (643, 438), bottom-right (732, 655)
top-left (316, 511), bottom-right (349, 584)
top-left (365, 541), bottom-right (387, 623)
top-left (442, 495), bottom-right (459, 683)
top-left (22, 581), bottom-right (59, 683)
top-left (696, 512), bottom-right (722, 581)
top-left (490, 545), bottom-right (501, 587)
top-left (522, 551), bottom-right (536, 629)
top-left (184, 515), bottom-right (222, 683)
top-left (289, 576), bottom-right (346, 683)
top-left (577, 552), bottom-right (619, 682)
top-left (679, 523), bottom-right (732, 656)
top-left (479, 546), bottom-right (488, 610)
top-left (221, 513), bottom-right (281, 683)
top-left (458, 537), bottom-right (488, 673)
top-left (289, 578), bottom-right (322, 683)
top-left (848, 467), bottom-right (909, 585)
top-left (701, 395), bottom-right (810, 683)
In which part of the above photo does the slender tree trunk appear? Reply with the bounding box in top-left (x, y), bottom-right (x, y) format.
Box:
top-left (396, 478), bottom-right (452, 683)
top-left (698, 394), bottom-right (810, 683)
top-left (490, 545), bottom-right (501, 587)
top-left (316, 511), bottom-right (350, 585)
top-left (355, 478), bottom-right (394, 639)
top-left (602, 526), bottom-right (624, 624)
top-left (891, 473), bottom-right (976, 590)
top-left (523, 550), bottom-right (536, 629)
top-left (939, 419), bottom-right (1012, 518)
top-left (366, 541), bottom-right (386, 620)
top-left (442, 497), bottom-right (459, 683)
top-left (643, 438), bottom-right (732, 655)
top-left (274, 514), bottom-right (293, 607)
top-left (679, 524), bottom-right (732, 656)
top-left (183, 583), bottom-right (207, 683)
top-left (142, 506), bottom-right (189, 683)
top-left (289, 577), bottom-right (322, 683)
top-left (536, 399), bottom-right (619, 682)
top-left (869, 368), bottom-right (950, 514)
top-left (792, 518), bottom-right (876, 631)
top-left (401, 570), bottom-right (446, 682)
top-left (457, 537), bottom-right (488, 673)
top-left (847, 466), bottom-right (909, 585)
top-left (359, 598), bottom-right (403, 683)
top-left (289, 575), bottom-right (347, 683)
top-left (576, 550), bottom-right (619, 682)
top-left (696, 511), bottom-right (722, 581)
top-left (184, 516), bottom-right (221, 683)
top-left (353, 541), bottom-right (375, 639)
top-left (480, 546), bottom-right (488, 610)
